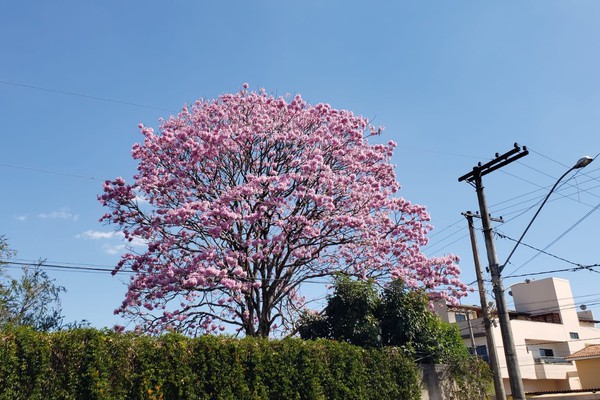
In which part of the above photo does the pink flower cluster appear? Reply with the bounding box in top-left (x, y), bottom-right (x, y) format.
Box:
top-left (100, 85), bottom-right (467, 336)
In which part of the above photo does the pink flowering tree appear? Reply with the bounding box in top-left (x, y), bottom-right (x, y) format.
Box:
top-left (100, 85), bottom-right (467, 337)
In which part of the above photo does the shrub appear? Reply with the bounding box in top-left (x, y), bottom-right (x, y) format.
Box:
top-left (0, 327), bottom-right (420, 400)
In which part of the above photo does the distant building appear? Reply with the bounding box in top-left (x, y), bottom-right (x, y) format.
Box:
top-left (566, 344), bottom-right (600, 390)
top-left (436, 277), bottom-right (600, 395)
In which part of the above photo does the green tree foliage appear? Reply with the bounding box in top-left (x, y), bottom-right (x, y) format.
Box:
top-left (0, 236), bottom-right (13, 320)
top-left (0, 236), bottom-right (85, 331)
top-left (0, 327), bottom-right (421, 400)
top-left (299, 275), bottom-right (381, 347)
top-left (299, 277), bottom-right (491, 397)
top-left (299, 276), bottom-right (468, 363)
top-left (0, 264), bottom-right (66, 331)
top-left (444, 355), bottom-right (493, 399)
top-left (379, 279), bottom-right (468, 363)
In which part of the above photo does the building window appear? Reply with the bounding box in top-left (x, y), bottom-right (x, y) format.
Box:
top-left (539, 348), bottom-right (554, 357)
top-left (570, 332), bottom-right (579, 339)
top-left (455, 313), bottom-right (467, 322)
top-left (535, 348), bottom-right (571, 365)
top-left (476, 345), bottom-right (489, 362)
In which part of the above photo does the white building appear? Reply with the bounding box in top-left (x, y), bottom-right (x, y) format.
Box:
top-left (437, 277), bottom-right (600, 396)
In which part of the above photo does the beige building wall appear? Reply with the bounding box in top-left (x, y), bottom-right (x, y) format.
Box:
top-left (439, 277), bottom-right (600, 395)
top-left (574, 359), bottom-right (600, 389)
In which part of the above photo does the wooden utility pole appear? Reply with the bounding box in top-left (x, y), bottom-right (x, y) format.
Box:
top-left (463, 211), bottom-right (506, 400)
top-left (459, 143), bottom-right (528, 400)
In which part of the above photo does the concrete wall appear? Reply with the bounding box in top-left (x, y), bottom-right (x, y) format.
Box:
top-left (575, 359), bottom-right (600, 389)
top-left (420, 364), bottom-right (447, 400)
top-left (419, 364), bottom-right (490, 400)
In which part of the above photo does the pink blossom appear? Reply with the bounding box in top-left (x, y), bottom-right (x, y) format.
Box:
top-left (101, 86), bottom-right (466, 337)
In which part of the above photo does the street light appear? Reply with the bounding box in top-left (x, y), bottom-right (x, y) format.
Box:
top-left (500, 155), bottom-right (594, 273)
top-left (460, 149), bottom-right (594, 400)
top-left (491, 155), bottom-right (594, 399)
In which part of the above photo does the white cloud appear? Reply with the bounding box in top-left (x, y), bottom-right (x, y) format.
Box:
top-left (38, 208), bottom-right (79, 221)
top-left (128, 236), bottom-right (148, 247)
top-left (102, 243), bottom-right (126, 255)
top-left (78, 229), bottom-right (148, 255)
top-left (15, 215), bottom-right (27, 221)
top-left (77, 230), bottom-right (118, 240)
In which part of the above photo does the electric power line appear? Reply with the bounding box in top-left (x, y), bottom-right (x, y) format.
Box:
top-left (3, 260), bottom-right (335, 285)
top-left (505, 200), bottom-right (600, 276)
top-left (0, 79), bottom-right (177, 113)
top-left (0, 162), bottom-right (102, 181)
top-left (495, 232), bottom-right (590, 269)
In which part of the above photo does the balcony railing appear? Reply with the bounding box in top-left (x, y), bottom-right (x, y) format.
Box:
top-left (533, 356), bottom-right (572, 365)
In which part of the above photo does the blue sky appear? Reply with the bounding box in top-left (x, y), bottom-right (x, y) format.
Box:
top-left (2, 1), bottom-right (600, 329)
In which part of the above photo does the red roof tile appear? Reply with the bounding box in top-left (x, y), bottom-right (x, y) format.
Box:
top-left (566, 344), bottom-right (600, 360)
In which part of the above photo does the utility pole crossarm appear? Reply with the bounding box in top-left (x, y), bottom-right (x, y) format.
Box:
top-left (462, 211), bottom-right (503, 224)
top-left (458, 143), bottom-right (529, 183)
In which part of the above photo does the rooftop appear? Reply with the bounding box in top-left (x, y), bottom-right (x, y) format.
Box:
top-left (566, 344), bottom-right (600, 360)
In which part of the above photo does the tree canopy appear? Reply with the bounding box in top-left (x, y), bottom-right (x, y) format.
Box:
top-left (100, 86), bottom-right (467, 337)
top-left (0, 236), bottom-right (71, 331)
top-left (299, 275), bottom-right (382, 348)
top-left (299, 276), bottom-right (468, 364)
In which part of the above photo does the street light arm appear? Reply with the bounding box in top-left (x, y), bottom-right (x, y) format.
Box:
top-left (499, 166), bottom-right (574, 274)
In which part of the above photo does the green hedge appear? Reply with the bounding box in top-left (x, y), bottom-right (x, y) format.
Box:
top-left (0, 327), bottom-right (420, 400)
